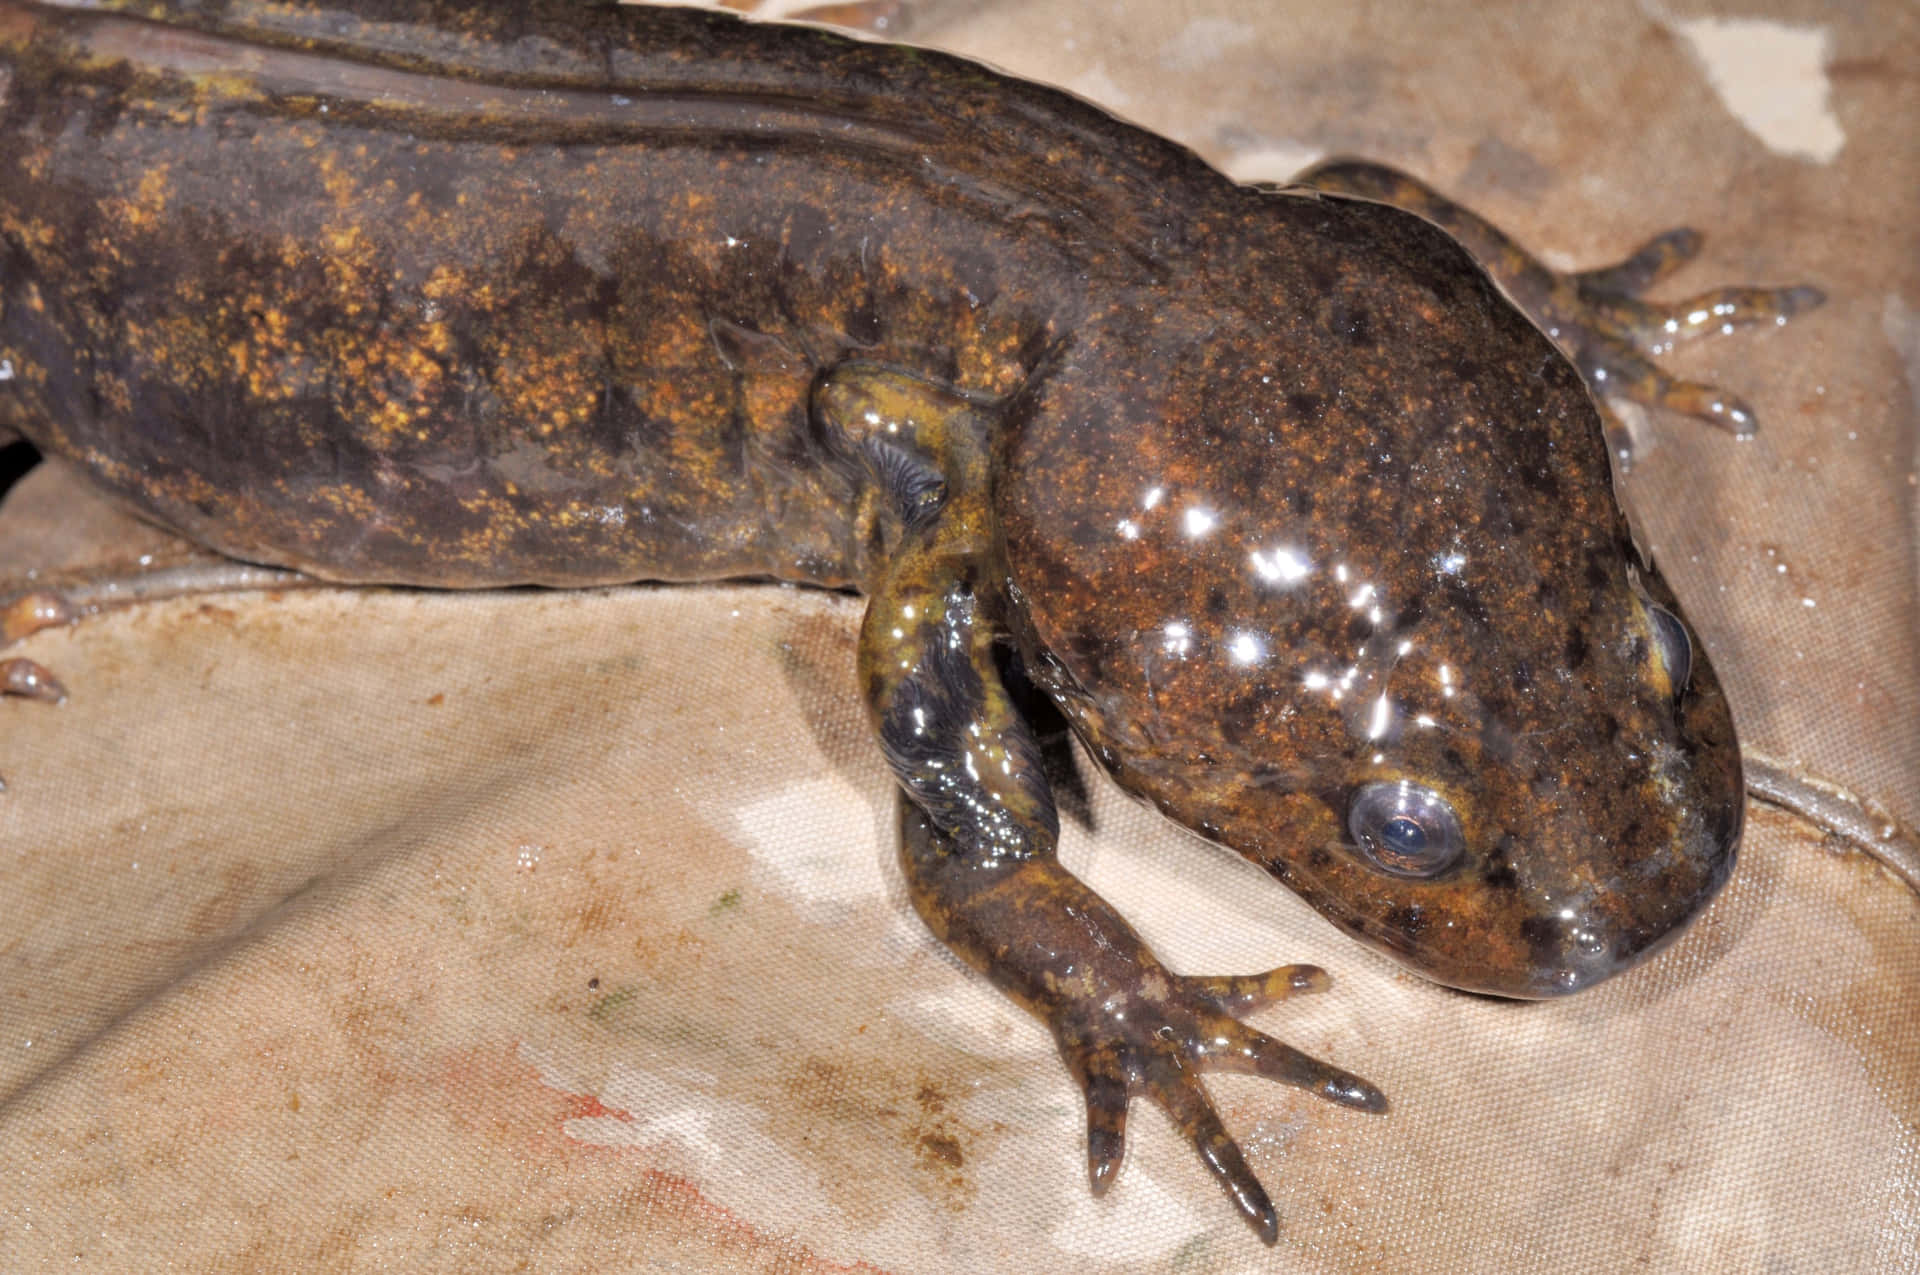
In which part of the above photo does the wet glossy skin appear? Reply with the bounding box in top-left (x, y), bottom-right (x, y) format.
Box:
top-left (0, 0), bottom-right (1816, 1242)
top-left (998, 201), bottom-right (1744, 999)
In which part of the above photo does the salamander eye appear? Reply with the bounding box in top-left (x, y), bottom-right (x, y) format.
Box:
top-left (1347, 780), bottom-right (1464, 878)
top-left (1647, 603), bottom-right (1693, 696)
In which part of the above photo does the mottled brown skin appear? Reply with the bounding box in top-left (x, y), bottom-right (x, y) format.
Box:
top-left (0, 0), bottom-right (1154, 586)
top-left (1296, 160), bottom-right (1826, 461)
top-left (995, 197), bottom-right (1748, 1005)
top-left (0, 0), bottom-right (1819, 1243)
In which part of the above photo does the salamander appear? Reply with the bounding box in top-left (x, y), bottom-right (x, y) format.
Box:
top-left (0, 0), bottom-right (1821, 1242)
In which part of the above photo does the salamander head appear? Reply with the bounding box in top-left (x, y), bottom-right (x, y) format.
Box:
top-left (997, 194), bottom-right (1740, 998)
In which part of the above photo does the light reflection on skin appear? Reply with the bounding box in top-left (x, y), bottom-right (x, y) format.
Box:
top-left (1365, 693), bottom-right (1394, 740)
top-left (1227, 631), bottom-right (1266, 665)
top-left (1112, 481), bottom-right (1484, 751)
top-left (1248, 545), bottom-right (1311, 584)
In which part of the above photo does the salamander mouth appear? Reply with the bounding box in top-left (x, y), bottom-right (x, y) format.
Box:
top-left (1310, 699), bottom-right (1744, 1002)
top-left (1494, 685), bottom-right (1746, 1000)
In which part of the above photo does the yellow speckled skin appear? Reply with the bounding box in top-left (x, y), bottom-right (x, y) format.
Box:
top-left (0, 0), bottom-right (1152, 585)
top-left (0, 0), bottom-right (1819, 1242)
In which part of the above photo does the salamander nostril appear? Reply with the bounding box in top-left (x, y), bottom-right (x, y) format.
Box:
top-left (1567, 922), bottom-right (1609, 959)
top-left (1516, 908), bottom-right (1623, 996)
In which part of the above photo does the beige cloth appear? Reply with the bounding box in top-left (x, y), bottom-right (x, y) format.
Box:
top-left (2, 1), bottom-right (1915, 1270)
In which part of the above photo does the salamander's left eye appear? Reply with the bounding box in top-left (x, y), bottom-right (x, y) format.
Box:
top-left (1647, 603), bottom-right (1693, 697)
top-left (1347, 780), bottom-right (1464, 878)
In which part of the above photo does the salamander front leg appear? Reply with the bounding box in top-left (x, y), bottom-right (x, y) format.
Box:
top-left (900, 800), bottom-right (1386, 1243)
top-left (1295, 159), bottom-right (1823, 462)
top-left (817, 363), bottom-right (1386, 1242)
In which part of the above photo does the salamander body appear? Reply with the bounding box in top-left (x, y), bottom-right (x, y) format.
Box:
top-left (1, 0), bottom-right (1811, 1241)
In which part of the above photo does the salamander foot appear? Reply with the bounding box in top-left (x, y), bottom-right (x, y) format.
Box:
top-left (899, 800), bottom-right (1385, 1245)
top-left (1294, 159), bottom-right (1825, 464)
top-left (1066, 960), bottom-right (1386, 1244)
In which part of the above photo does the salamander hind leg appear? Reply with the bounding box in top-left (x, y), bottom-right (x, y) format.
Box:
top-left (0, 562), bottom-right (314, 703)
top-left (1294, 159), bottom-right (1824, 462)
top-left (817, 363), bottom-right (1386, 1243)
top-left (0, 563), bottom-right (315, 791)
